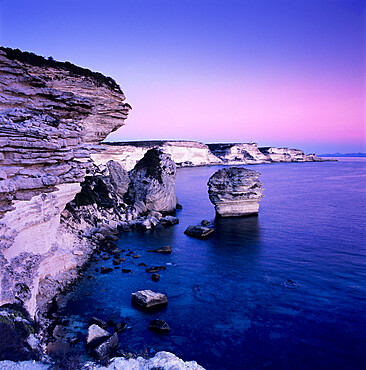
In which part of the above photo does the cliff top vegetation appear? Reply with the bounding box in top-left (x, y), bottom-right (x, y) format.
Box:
top-left (0, 46), bottom-right (122, 93)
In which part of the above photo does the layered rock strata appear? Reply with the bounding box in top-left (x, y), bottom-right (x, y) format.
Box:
top-left (92, 140), bottom-right (222, 171)
top-left (0, 48), bottom-right (130, 317)
top-left (258, 147), bottom-right (320, 162)
top-left (208, 167), bottom-right (263, 217)
top-left (92, 141), bottom-right (323, 170)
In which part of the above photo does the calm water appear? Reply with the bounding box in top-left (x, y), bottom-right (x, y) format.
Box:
top-left (61, 158), bottom-right (366, 369)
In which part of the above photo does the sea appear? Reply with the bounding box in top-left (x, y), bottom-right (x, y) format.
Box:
top-left (61, 158), bottom-right (366, 369)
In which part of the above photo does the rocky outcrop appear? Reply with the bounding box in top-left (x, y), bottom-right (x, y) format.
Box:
top-left (92, 141), bottom-right (323, 170)
top-left (0, 47), bottom-right (130, 317)
top-left (208, 167), bottom-right (263, 217)
top-left (127, 148), bottom-right (177, 213)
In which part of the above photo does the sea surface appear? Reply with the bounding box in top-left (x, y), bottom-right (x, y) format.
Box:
top-left (61, 158), bottom-right (366, 369)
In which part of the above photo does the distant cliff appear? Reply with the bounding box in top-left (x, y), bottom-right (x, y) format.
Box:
top-left (0, 47), bottom-right (130, 317)
top-left (92, 141), bottom-right (323, 171)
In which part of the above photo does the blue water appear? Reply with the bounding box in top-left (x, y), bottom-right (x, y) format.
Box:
top-left (62, 158), bottom-right (366, 369)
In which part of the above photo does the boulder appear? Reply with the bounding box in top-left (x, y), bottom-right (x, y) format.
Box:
top-left (147, 246), bottom-right (172, 254)
top-left (100, 267), bottom-right (113, 274)
top-left (207, 167), bottom-right (263, 217)
top-left (88, 317), bottom-right (107, 330)
top-left (86, 324), bottom-right (111, 349)
top-left (131, 290), bottom-right (168, 309)
top-left (184, 225), bottom-right (214, 238)
top-left (114, 322), bottom-right (127, 333)
top-left (160, 215), bottom-right (179, 226)
top-left (149, 319), bottom-right (170, 333)
top-left (92, 332), bottom-right (118, 360)
top-left (113, 258), bottom-right (125, 265)
top-left (145, 266), bottom-right (167, 273)
top-left (122, 269), bottom-right (132, 273)
top-left (152, 274), bottom-right (160, 282)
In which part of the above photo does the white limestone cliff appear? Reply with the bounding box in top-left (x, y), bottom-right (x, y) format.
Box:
top-left (93, 141), bottom-right (322, 170)
top-left (0, 48), bottom-right (130, 317)
top-left (92, 140), bottom-right (223, 171)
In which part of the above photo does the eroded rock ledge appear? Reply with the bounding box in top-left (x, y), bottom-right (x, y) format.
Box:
top-left (0, 47), bottom-right (130, 317)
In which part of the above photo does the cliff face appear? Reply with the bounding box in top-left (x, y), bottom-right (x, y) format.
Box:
top-left (208, 143), bottom-right (271, 164)
top-left (93, 141), bottom-right (322, 170)
top-left (92, 141), bottom-right (222, 171)
top-left (0, 49), bottom-right (130, 316)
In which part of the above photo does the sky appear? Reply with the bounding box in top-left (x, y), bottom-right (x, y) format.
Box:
top-left (0, 0), bottom-right (365, 153)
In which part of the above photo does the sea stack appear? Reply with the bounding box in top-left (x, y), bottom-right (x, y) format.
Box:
top-left (207, 167), bottom-right (263, 217)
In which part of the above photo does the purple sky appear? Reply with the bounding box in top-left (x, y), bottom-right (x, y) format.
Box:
top-left (1, 0), bottom-right (365, 153)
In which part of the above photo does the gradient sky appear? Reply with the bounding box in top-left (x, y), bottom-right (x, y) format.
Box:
top-left (0, 0), bottom-right (365, 153)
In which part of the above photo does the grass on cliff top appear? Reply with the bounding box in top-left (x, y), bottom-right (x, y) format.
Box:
top-left (0, 46), bottom-right (122, 93)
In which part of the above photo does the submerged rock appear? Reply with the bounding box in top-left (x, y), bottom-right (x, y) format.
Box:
top-left (207, 167), bottom-right (263, 217)
top-left (131, 290), bottom-right (168, 309)
top-left (100, 267), bottom-right (113, 274)
top-left (145, 266), bottom-right (167, 273)
top-left (152, 273), bottom-right (160, 282)
top-left (184, 225), bottom-right (214, 239)
top-left (114, 322), bottom-right (127, 333)
top-left (149, 319), bottom-right (170, 333)
top-left (147, 246), bottom-right (172, 254)
top-left (88, 317), bottom-right (108, 330)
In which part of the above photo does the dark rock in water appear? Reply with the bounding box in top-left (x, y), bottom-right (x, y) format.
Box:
top-left (92, 332), bottom-right (118, 360)
top-left (208, 167), bottom-right (263, 217)
top-left (152, 274), bottom-right (160, 282)
top-left (149, 319), bottom-right (170, 333)
top-left (100, 267), bottom-right (113, 274)
top-left (160, 216), bottom-right (179, 226)
top-left (132, 254), bottom-right (140, 258)
top-left (107, 319), bottom-right (116, 327)
top-left (184, 225), bottom-right (214, 238)
top-left (132, 290), bottom-right (168, 309)
top-left (120, 224), bottom-right (131, 232)
top-left (88, 317), bottom-right (108, 330)
top-left (122, 269), bottom-right (132, 273)
top-left (86, 324), bottom-right (111, 349)
top-left (69, 336), bottom-right (81, 347)
top-left (110, 248), bottom-right (120, 254)
top-left (138, 262), bottom-right (147, 267)
top-left (148, 246), bottom-right (172, 254)
top-left (114, 322), bottom-right (127, 333)
top-left (113, 258), bottom-right (125, 265)
top-left (95, 268), bottom-right (99, 272)
top-left (201, 220), bottom-right (211, 226)
top-left (114, 266), bottom-right (120, 269)
top-left (146, 266), bottom-right (167, 273)
top-left (283, 279), bottom-right (298, 289)
top-left (102, 254), bottom-right (110, 261)
top-left (105, 234), bottom-right (119, 242)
